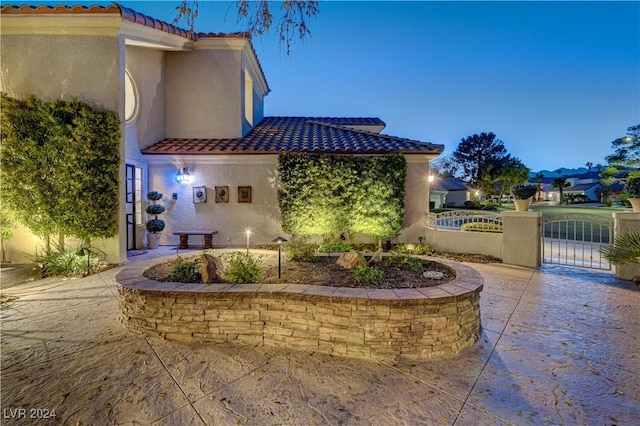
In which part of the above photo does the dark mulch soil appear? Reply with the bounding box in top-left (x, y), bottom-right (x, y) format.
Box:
top-left (143, 254), bottom-right (458, 289)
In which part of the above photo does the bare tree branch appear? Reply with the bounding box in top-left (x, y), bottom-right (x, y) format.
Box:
top-left (174, 0), bottom-right (320, 54)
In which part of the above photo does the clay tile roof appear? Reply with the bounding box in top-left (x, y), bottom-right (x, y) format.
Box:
top-left (1, 4), bottom-right (194, 40)
top-left (142, 117), bottom-right (443, 156)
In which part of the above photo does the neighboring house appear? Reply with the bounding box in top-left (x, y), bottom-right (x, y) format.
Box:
top-left (429, 178), bottom-right (470, 209)
top-left (528, 170), bottom-right (624, 203)
top-left (0, 4), bottom-right (443, 264)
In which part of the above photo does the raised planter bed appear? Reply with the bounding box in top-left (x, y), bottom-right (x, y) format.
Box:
top-left (117, 255), bottom-right (483, 363)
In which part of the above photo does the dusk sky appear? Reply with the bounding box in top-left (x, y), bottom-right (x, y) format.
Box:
top-left (16, 1), bottom-right (640, 172)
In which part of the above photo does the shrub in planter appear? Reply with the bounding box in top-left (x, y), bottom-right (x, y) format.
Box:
top-left (219, 251), bottom-right (264, 283)
top-left (284, 238), bottom-right (318, 262)
top-left (624, 177), bottom-right (640, 198)
top-left (169, 256), bottom-right (201, 283)
top-left (352, 262), bottom-right (384, 284)
top-left (461, 223), bottom-right (503, 233)
top-left (318, 241), bottom-right (352, 253)
top-left (510, 184), bottom-right (538, 200)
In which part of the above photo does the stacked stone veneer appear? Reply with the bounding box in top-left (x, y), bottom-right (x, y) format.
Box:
top-left (117, 256), bottom-right (483, 363)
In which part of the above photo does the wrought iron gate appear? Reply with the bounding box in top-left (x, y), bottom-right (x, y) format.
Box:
top-left (542, 214), bottom-right (613, 270)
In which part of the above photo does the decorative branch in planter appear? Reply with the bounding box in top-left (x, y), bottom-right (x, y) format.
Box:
top-left (146, 191), bottom-right (165, 249)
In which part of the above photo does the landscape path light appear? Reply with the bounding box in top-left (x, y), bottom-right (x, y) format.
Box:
top-left (272, 236), bottom-right (288, 279)
top-left (245, 228), bottom-right (253, 254)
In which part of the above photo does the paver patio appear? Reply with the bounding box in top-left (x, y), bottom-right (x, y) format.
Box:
top-left (1, 247), bottom-right (638, 425)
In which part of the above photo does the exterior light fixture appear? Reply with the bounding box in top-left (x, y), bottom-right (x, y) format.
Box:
top-left (272, 236), bottom-right (288, 278)
top-left (245, 228), bottom-right (253, 254)
top-left (428, 174), bottom-right (435, 183)
top-left (176, 167), bottom-right (192, 183)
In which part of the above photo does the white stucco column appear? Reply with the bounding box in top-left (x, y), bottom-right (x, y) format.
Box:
top-left (501, 211), bottom-right (542, 268)
top-left (612, 212), bottom-right (640, 280)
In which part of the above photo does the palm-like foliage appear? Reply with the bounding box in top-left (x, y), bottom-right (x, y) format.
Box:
top-left (600, 232), bottom-right (640, 264)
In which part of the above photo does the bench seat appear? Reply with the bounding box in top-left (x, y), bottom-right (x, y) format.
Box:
top-left (172, 230), bottom-right (219, 249)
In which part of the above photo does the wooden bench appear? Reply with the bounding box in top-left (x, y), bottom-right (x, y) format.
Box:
top-left (173, 230), bottom-right (219, 249)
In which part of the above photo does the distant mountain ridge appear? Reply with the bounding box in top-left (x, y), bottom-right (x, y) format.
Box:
top-left (530, 167), bottom-right (589, 178)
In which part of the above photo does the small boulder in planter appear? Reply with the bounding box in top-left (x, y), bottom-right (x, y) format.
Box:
top-left (336, 251), bottom-right (366, 269)
top-left (146, 191), bottom-right (165, 249)
top-left (624, 177), bottom-right (640, 212)
top-left (510, 184), bottom-right (538, 211)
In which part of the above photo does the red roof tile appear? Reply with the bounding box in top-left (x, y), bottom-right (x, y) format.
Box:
top-left (142, 117), bottom-right (443, 156)
top-left (1, 4), bottom-right (193, 39)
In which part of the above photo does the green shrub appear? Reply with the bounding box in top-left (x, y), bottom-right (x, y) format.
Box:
top-left (394, 243), bottom-right (433, 256)
top-left (317, 241), bottom-right (352, 253)
top-left (33, 243), bottom-right (106, 277)
top-left (219, 252), bottom-right (264, 283)
top-left (169, 256), bottom-right (201, 283)
top-left (277, 152), bottom-right (406, 241)
top-left (463, 200), bottom-right (482, 209)
top-left (384, 254), bottom-right (427, 273)
top-left (461, 223), bottom-right (503, 233)
top-left (352, 263), bottom-right (384, 284)
top-left (284, 239), bottom-right (318, 262)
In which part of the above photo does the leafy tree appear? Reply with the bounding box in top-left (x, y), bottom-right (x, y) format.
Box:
top-left (491, 156), bottom-right (530, 205)
top-left (453, 132), bottom-right (508, 189)
top-left (605, 124), bottom-right (640, 177)
top-left (175, 0), bottom-right (320, 54)
top-left (552, 176), bottom-right (571, 204)
top-left (429, 154), bottom-right (460, 179)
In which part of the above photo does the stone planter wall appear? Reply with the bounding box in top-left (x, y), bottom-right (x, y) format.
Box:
top-left (117, 256), bottom-right (483, 363)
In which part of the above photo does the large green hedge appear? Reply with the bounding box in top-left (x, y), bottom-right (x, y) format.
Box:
top-left (0, 93), bottom-right (120, 245)
top-left (277, 152), bottom-right (406, 240)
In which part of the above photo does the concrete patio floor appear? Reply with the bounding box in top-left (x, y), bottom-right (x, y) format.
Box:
top-left (1, 248), bottom-right (639, 425)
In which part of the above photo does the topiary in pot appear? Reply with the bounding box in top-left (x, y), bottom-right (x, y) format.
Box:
top-left (146, 191), bottom-right (165, 248)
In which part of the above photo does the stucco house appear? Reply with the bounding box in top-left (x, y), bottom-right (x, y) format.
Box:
top-left (1, 4), bottom-right (443, 264)
top-left (429, 177), bottom-right (470, 209)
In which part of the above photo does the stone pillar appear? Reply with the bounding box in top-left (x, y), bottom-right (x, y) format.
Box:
top-left (612, 212), bottom-right (640, 280)
top-left (501, 211), bottom-right (542, 268)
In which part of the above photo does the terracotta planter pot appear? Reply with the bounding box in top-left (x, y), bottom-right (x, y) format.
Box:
top-left (514, 199), bottom-right (531, 212)
top-left (147, 233), bottom-right (161, 249)
top-left (629, 198), bottom-right (640, 212)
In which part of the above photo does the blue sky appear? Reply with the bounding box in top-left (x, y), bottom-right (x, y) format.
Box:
top-left (11, 1), bottom-right (640, 172)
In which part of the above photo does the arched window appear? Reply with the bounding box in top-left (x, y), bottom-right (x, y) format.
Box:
top-left (124, 69), bottom-right (139, 123)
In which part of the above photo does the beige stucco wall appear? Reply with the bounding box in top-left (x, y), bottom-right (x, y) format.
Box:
top-left (165, 49), bottom-right (243, 139)
top-left (501, 211), bottom-right (542, 268)
top-left (0, 31), bottom-right (126, 264)
top-left (124, 46), bottom-right (166, 155)
top-left (146, 155), bottom-right (435, 248)
top-left (425, 228), bottom-right (503, 259)
top-left (148, 156), bottom-right (283, 247)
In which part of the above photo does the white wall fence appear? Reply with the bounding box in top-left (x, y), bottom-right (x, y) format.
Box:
top-left (426, 209), bottom-right (640, 281)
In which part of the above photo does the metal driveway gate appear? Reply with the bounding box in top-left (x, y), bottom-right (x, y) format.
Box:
top-left (542, 214), bottom-right (613, 270)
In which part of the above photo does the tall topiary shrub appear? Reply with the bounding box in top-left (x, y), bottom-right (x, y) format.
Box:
top-left (0, 93), bottom-right (121, 249)
top-left (277, 152), bottom-right (406, 241)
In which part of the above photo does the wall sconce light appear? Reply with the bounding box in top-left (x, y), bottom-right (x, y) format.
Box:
top-left (176, 167), bottom-right (192, 183)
